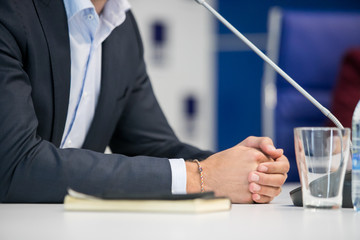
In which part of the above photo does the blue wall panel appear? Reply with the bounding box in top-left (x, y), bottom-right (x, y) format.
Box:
top-left (216, 0), bottom-right (360, 181)
top-left (217, 51), bottom-right (263, 150)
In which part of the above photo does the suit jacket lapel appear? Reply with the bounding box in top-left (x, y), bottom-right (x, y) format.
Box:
top-left (82, 25), bottom-right (129, 151)
top-left (33, 0), bottom-right (71, 147)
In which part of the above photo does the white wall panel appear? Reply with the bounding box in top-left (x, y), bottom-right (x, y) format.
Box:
top-left (130, 0), bottom-right (216, 151)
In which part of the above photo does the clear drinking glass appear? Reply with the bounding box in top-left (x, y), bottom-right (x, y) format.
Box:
top-left (294, 127), bottom-right (351, 209)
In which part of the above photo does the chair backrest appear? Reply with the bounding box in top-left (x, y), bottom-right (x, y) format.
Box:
top-left (262, 8), bottom-right (360, 181)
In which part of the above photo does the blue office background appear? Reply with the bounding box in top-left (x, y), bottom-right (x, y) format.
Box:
top-left (216, 0), bottom-right (360, 181)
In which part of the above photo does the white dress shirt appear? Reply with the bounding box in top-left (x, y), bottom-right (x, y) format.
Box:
top-left (61, 0), bottom-right (186, 194)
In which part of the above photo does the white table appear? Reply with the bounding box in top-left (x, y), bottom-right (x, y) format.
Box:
top-left (1, 184), bottom-right (359, 240)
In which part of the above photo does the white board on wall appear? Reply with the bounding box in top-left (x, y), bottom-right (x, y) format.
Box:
top-left (129, 0), bottom-right (217, 151)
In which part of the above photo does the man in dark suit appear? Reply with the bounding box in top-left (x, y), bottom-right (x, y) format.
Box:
top-left (0, 0), bottom-right (289, 203)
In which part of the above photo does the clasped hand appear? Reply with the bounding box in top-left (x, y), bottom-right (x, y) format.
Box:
top-left (186, 136), bottom-right (290, 204)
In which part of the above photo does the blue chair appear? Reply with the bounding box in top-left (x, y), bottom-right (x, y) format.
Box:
top-left (261, 8), bottom-right (360, 181)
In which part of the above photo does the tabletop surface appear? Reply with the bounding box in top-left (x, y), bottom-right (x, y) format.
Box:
top-left (1, 183), bottom-right (359, 240)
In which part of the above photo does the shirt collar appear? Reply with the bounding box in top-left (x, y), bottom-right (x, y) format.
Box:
top-left (63, 0), bottom-right (131, 22)
top-left (101, 0), bottom-right (131, 31)
top-left (63, 0), bottom-right (94, 21)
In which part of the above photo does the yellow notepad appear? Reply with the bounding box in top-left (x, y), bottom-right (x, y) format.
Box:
top-left (64, 189), bottom-right (231, 213)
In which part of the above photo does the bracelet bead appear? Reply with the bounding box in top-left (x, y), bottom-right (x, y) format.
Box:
top-left (193, 159), bottom-right (205, 193)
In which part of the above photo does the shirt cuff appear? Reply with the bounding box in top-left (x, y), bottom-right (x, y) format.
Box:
top-left (169, 158), bottom-right (187, 194)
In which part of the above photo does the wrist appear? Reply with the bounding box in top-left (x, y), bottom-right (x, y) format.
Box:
top-left (185, 161), bottom-right (201, 193)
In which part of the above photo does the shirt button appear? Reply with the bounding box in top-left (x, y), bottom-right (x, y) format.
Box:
top-left (83, 91), bottom-right (88, 98)
top-left (88, 14), bottom-right (94, 20)
top-left (67, 139), bottom-right (72, 146)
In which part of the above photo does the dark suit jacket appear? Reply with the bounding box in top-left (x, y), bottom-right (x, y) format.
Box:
top-left (330, 48), bottom-right (360, 128)
top-left (0, 0), bottom-right (212, 203)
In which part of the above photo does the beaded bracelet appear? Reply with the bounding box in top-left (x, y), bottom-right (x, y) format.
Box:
top-left (193, 159), bottom-right (205, 193)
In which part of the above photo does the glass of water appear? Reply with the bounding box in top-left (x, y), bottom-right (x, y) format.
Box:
top-left (294, 127), bottom-right (351, 209)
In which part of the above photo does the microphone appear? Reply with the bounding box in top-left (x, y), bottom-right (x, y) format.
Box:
top-left (193, 0), bottom-right (344, 130)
